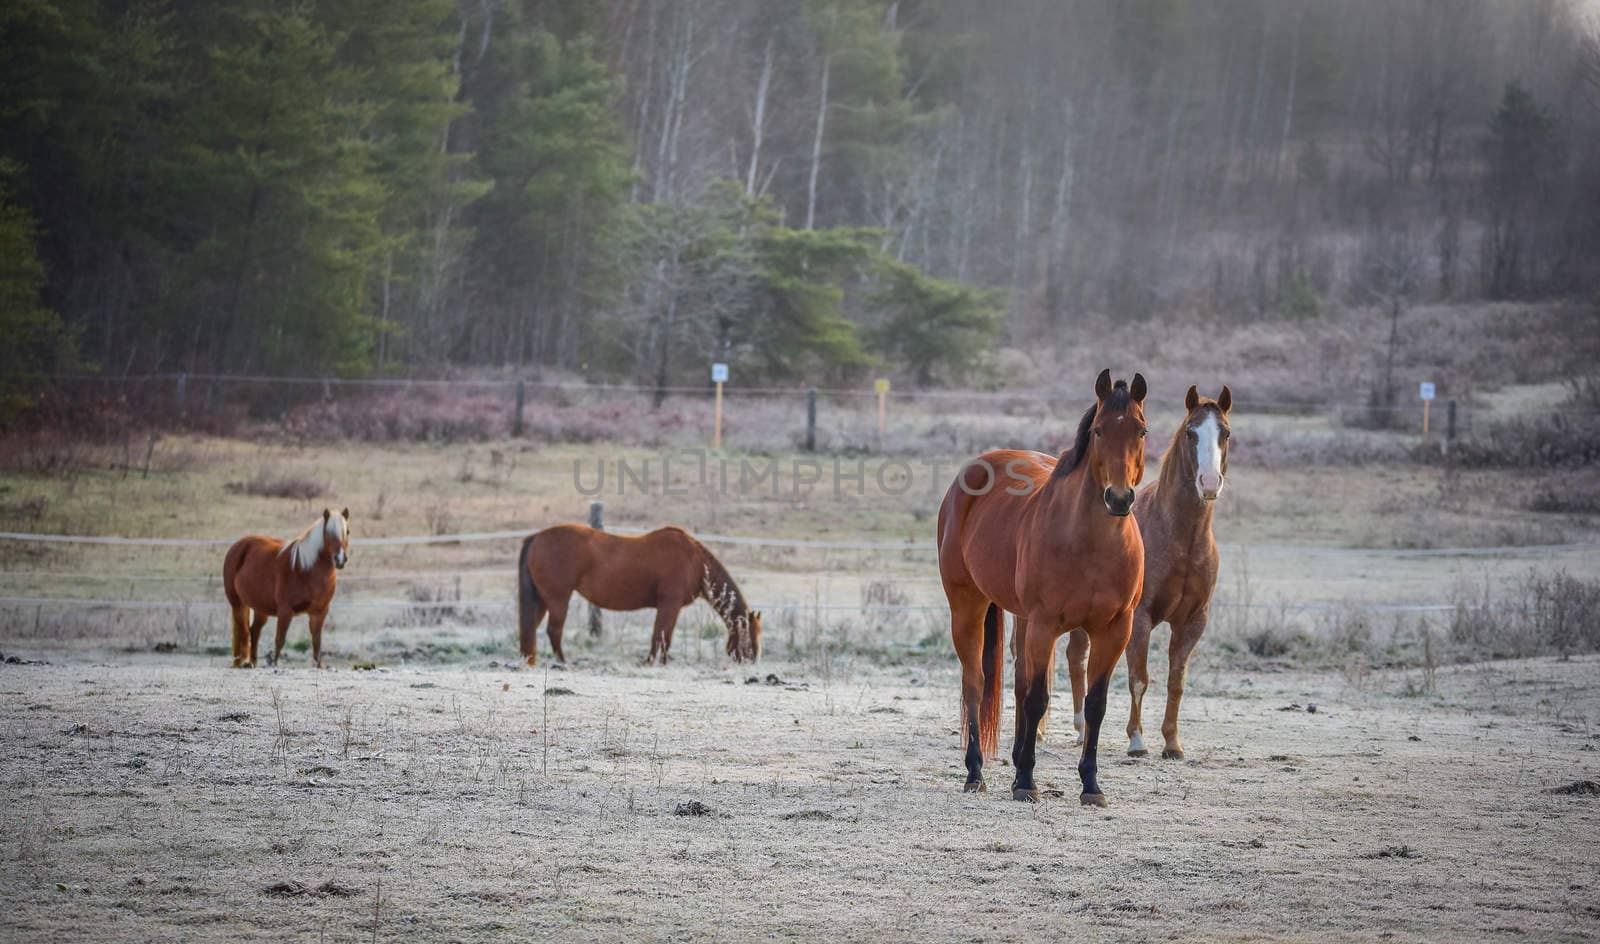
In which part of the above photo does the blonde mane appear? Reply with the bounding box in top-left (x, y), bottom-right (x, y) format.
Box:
top-left (283, 513), bottom-right (344, 572)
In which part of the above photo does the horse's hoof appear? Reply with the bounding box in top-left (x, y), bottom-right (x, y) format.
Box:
top-left (963, 780), bottom-right (986, 794)
top-left (1162, 747), bottom-right (1185, 761)
top-left (1011, 787), bottom-right (1039, 803)
top-left (1127, 747), bottom-right (1148, 757)
top-left (1080, 792), bottom-right (1108, 807)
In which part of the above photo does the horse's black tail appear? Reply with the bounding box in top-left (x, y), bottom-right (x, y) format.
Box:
top-left (979, 604), bottom-right (1003, 760)
top-left (517, 534), bottom-right (544, 664)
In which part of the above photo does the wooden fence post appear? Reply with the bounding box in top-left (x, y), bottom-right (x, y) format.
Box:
top-left (513, 380), bottom-right (526, 437)
top-left (588, 500), bottom-right (603, 638)
top-left (806, 387), bottom-right (817, 452)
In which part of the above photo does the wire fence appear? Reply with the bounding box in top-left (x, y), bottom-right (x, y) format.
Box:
top-left (37, 370), bottom-right (1499, 434)
top-left (2, 525), bottom-right (1594, 619)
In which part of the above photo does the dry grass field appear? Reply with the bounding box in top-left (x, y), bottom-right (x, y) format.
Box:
top-left (3, 371), bottom-right (1599, 941)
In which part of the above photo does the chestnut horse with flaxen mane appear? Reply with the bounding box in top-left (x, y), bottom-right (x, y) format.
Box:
top-left (222, 508), bottom-right (350, 669)
top-left (937, 369), bottom-right (1147, 804)
top-left (517, 524), bottom-right (761, 666)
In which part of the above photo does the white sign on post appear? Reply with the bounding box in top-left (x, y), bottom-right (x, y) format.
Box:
top-left (711, 363), bottom-right (729, 384)
top-left (1419, 382), bottom-right (1436, 401)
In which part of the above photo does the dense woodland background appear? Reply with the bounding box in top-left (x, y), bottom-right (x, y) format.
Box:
top-left (3, 0), bottom-right (1600, 418)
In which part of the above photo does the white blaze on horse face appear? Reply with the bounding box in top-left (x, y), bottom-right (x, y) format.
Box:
top-left (1194, 412), bottom-right (1225, 501)
top-left (328, 515), bottom-right (349, 568)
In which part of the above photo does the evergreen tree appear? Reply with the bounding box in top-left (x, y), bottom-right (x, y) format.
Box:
top-left (0, 161), bottom-right (74, 422)
top-left (170, 4), bottom-right (386, 372)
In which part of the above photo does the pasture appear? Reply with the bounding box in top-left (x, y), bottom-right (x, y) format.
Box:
top-left (2, 385), bottom-right (1599, 941)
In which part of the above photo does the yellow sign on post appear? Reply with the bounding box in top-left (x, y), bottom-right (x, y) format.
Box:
top-left (875, 379), bottom-right (890, 440)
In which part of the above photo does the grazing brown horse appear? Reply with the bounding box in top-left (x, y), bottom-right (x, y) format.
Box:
top-left (222, 508), bottom-right (350, 669)
top-left (517, 524), bottom-right (762, 666)
top-left (1064, 384), bottom-right (1232, 760)
top-left (937, 369), bottom-right (1148, 804)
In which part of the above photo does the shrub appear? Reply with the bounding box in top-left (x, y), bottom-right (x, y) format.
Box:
top-left (224, 472), bottom-right (326, 501)
top-left (1450, 570), bottom-right (1600, 659)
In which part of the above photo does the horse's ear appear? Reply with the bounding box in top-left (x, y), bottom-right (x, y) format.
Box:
top-left (323, 508), bottom-right (331, 522)
top-left (1185, 384), bottom-right (1200, 412)
top-left (1217, 385), bottom-right (1233, 414)
top-left (1130, 373), bottom-right (1147, 403)
top-left (341, 507), bottom-right (350, 520)
top-left (1094, 368), bottom-right (1112, 400)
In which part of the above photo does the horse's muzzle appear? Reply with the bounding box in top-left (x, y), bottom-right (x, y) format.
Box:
top-left (1197, 472), bottom-right (1224, 502)
top-left (1103, 486), bottom-right (1135, 517)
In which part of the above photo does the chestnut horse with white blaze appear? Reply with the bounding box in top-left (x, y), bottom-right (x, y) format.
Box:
top-left (222, 508), bottom-right (350, 668)
top-left (1065, 384), bottom-right (1233, 759)
top-left (937, 369), bottom-right (1148, 804)
top-left (517, 524), bottom-right (761, 666)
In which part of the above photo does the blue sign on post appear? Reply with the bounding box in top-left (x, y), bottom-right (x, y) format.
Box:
top-left (1419, 382), bottom-right (1435, 401)
top-left (711, 363), bottom-right (729, 384)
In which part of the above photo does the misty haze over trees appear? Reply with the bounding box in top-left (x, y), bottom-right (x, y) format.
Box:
top-left (3, 0), bottom-right (1599, 409)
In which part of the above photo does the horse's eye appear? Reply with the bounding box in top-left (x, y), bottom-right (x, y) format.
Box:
top-left (1219, 429), bottom-right (1230, 441)
top-left (1092, 427), bottom-right (1102, 437)
top-left (1139, 428), bottom-right (1147, 438)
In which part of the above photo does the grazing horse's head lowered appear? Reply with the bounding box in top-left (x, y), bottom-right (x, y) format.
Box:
top-left (1081, 368), bottom-right (1148, 516)
top-left (1180, 384), bottom-right (1232, 502)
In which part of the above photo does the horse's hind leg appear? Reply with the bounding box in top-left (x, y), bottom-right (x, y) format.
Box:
top-left (1066, 629), bottom-right (1089, 743)
top-left (948, 593), bottom-right (992, 792)
top-left (544, 594), bottom-right (570, 665)
top-left (230, 605), bottom-right (250, 668)
top-left (247, 611), bottom-right (268, 668)
top-left (1125, 610), bottom-right (1155, 756)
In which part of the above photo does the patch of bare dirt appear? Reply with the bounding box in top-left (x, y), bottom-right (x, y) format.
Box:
top-left (0, 655), bottom-right (1597, 941)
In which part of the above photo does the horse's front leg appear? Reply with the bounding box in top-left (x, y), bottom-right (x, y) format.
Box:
top-left (1078, 607), bottom-right (1136, 807)
top-left (1010, 615), bottom-right (1060, 802)
top-left (307, 610), bottom-right (327, 669)
top-left (647, 605), bottom-right (681, 666)
top-left (1161, 606), bottom-right (1209, 760)
top-left (1066, 629), bottom-right (1089, 743)
top-left (1125, 609), bottom-right (1155, 756)
top-left (270, 610), bottom-right (294, 668)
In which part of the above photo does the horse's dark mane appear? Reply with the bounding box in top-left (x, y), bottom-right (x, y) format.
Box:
top-left (1052, 381), bottom-right (1130, 480)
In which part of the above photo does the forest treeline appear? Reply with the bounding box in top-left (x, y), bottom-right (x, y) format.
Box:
top-left (3, 0), bottom-right (1599, 414)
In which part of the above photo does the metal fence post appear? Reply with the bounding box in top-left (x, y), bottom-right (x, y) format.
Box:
top-left (1445, 399), bottom-right (1457, 454)
top-left (588, 500), bottom-right (603, 638)
top-left (175, 373), bottom-right (187, 414)
top-left (806, 387), bottom-right (817, 452)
